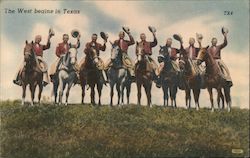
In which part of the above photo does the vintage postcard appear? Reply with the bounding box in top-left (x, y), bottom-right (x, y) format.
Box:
top-left (0, 0), bottom-right (249, 157)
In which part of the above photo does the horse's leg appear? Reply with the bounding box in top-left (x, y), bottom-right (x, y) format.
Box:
top-left (22, 84), bottom-right (27, 106)
top-left (137, 83), bottom-right (142, 106)
top-left (185, 89), bottom-right (191, 109)
top-left (110, 82), bottom-right (114, 107)
top-left (53, 81), bottom-right (58, 104)
top-left (173, 85), bottom-right (177, 108)
top-left (90, 85), bottom-right (95, 105)
top-left (217, 88), bottom-right (224, 110)
top-left (224, 87), bottom-right (231, 112)
top-left (144, 83), bottom-right (152, 107)
top-left (30, 84), bottom-right (36, 106)
top-left (193, 88), bottom-right (200, 111)
top-left (121, 84), bottom-right (125, 106)
top-left (116, 83), bottom-right (121, 106)
top-left (65, 83), bottom-right (73, 106)
top-left (162, 84), bottom-right (168, 107)
top-left (38, 83), bottom-right (43, 105)
top-left (97, 82), bottom-right (103, 106)
top-left (126, 84), bottom-right (131, 105)
top-left (208, 88), bottom-right (214, 112)
top-left (81, 81), bottom-right (86, 105)
top-left (58, 77), bottom-right (64, 105)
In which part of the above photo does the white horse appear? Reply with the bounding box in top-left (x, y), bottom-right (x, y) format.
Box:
top-left (53, 48), bottom-right (78, 105)
top-left (107, 43), bottom-right (131, 106)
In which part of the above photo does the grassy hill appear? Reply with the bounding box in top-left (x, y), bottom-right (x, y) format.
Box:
top-left (0, 100), bottom-right (249, 158)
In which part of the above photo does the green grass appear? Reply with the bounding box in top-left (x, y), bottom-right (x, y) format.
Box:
top-left (0, 100), bottom-right (249, 158)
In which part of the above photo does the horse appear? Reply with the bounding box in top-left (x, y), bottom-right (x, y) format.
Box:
top-left (197, 46), bottom-right (232, 112)
top-left (52, 48), bottom-right (78, 105)
top-left (178, 49), bottom-right (202, 110)
top-left (20, 41), bottom-right (43, 106)
top-left (158, 46), bottom-right (178, 108)
top-left (79, 47), bottom-right (103, 106)
top-left (107, 42), bottom-right (131, 106)
top-left (135, 42), bottom-right (154, 107)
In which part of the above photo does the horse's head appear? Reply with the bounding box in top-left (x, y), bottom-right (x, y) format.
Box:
top-left (110, 41), bottom-right (120, 60)
top-left (158, 45), bottom-right (170, 63)
top-left (136, 41), bottom-right (144, 62)
top-left (159, 45), bottom-right (169, 57)
top-left (68, 48), bottom-right (78, 65)
top-left (88, 47), bottom-right (99, 64)
top-left (197, 46), bottom-right (209, 65)
top-left (24, 40), bottom-right (35, 63)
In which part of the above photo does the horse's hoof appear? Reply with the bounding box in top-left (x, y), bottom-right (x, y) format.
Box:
top-left (196, 107), bottom-right (199, 111)
top-left (211, 108), bottom-right (214, 112)
top-left (227, 108), bottom-right (231, 112)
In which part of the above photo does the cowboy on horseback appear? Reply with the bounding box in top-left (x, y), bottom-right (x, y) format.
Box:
top-left (13, 30), bottom-right (53, 87)
top-left (83, 33), bottom-right (107, 85)
top-left (49, 32), bottom-right (80, 83)
top-left (105, 27), bottom-right (135, 81)
top-left (156, 36), bottom-right (182, 88)
top-left (206, 27), bottom-right (233, 87)
top-left (135, 26), bottom-right (158, 76)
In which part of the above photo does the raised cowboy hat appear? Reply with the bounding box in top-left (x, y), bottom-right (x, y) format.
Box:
top-left (71, 29), bottom-right (80, 38)
top-left (196, 33), bottom-right (203, 40)
top-left (100, 32), bottom-right (108, 40)
top-left (173, 34), bottom-right (182, 42)
top-left (122, 26), bottom-right (130, 34)
top-left (221, 27), bottom-right (229, 34)
top-left (148, 26), bottom-right (156, 33)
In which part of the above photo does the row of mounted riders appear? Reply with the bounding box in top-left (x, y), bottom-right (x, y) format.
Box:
top-left (14, 27), bottom-right (232, 112)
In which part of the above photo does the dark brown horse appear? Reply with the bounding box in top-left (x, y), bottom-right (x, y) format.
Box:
top-left (179, 49), bottom-right (202, 110)
top-left (158, 46), bottom-right (178, 108)
top-left (197, 46), bottom-right (231, 112)
top-left (135, 42), bottom-right (154, 107)
top-left (79, 47), bottom-right (103, 105)
top-left (20, 41), bottom-right (43, 106)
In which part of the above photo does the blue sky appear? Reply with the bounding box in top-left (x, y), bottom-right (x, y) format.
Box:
top-left (0, 0), bottom-right (249, 108)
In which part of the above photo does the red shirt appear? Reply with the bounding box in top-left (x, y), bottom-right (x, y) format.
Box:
top-left (84, 41), bottom-right (106, 56)
top-left (138, 37), bottom-right (157, 55)
top-left (207, 38), bottom-right (227, 59)
top-left (33, 42), bottom-right (50, 57)
top-left (55, 42), bottom-right (70, 57)
top-left (114, 34), bottom-right (135, 53)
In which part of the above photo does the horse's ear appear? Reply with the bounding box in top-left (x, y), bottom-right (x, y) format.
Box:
top-left (136, 41), bottom-right (139, 45)
top-left (160, 45), bottom-right (163, 49)
top-left (109, 41), bottom-right (113, 46)
top-left (31, 41), bottom-right (34, 44)
top-left (206, 45), bottom-right (209, 49)
top-left (25, 40), bottom-right (28, 44)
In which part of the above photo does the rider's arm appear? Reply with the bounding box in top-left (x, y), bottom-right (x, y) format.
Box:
top-left (55, 45), bottom-right (61, 57)
top-left (100, 43), bottom-right (106, 51)
top-left (150, 34), bottom-right (157, 47)
top-left (127, 34), bottom-right (135, 46)
top-left (219, 35), bottom-right (227, 49)
top-left (43, 36), bottom-right (51, 50)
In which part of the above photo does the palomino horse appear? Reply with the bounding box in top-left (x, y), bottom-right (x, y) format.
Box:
top-left (197, 46), bottom-right (232, 112)
top-left (20, 41), bottom-right (43, 106)
top-left (158, 46), bottom-right (178, 108)
top-left (107, 43), bottom-right (131, 106)
top-left (135, 42), bottom-right (154, 107)
top-left (52, 48), bottom-right (78, 105)
top-left (178, 49), bottom-right (202, 110)
top-left (79, 47), bottom-right (103, 105)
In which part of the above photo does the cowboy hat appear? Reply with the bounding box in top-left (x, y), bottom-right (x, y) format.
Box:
top-left (148, 26), bottom-right (156, 33)
top-left (100, 32), bottom-right (108, 40)
top-left (222, 27), bottom-right (229, 34)
top-left (122, 26), bottom-right (130, 33)
top-left (71, 29), bottom-right (80, 38)
top-left (173, 34), bottom-right (182, 42)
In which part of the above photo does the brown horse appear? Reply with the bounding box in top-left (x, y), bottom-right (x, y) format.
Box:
top-left (135, 42), bottom-right (154, 107)
top-left (179, 49), bottom-right (202, 110)
top-left (20, 41), bottom-right (43, 106)
top-left (158, 46), bottom-right (178, 108)
top-left (197, 46), bottom-right (231, 112)
top-left (79, 47), bottom-right (103, 105)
